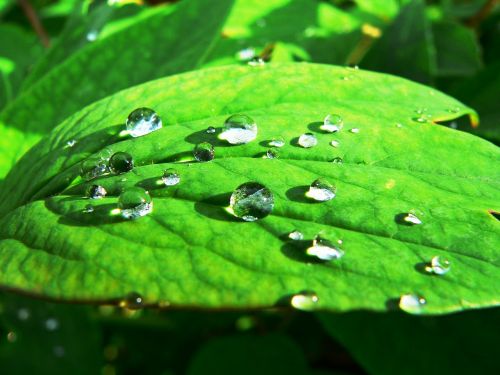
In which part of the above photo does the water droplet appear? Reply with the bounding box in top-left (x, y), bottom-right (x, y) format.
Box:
top-left (206, 126), bottom-right (216, 134)
top-left (399, 294), bottom-right (426, 314)
top-left (83, 204), bottom-right (94, 213)
top-left (350, 128), bottom-right (360, 133)
top-left (266, 147), bottom-right (279, 159)
top-left (7, 331), bottom-right (17, 343)
top-left (396, 123), bottom-right (403, 128)
top-left (65, 139), bottom-right (77, 148)
top-left (161, 168), bottom-right (180, 186)
top-left (193, 142), bottom-right (215, 162)
top-left (414, 108), bottom-right (427, 114)
top-left (330, 140), bottom-right (340, 148)
top-left (86, 184), bottom-right (107, 199)
top-left (449, 121), bottom-right (458, 129)
top-left (248, 57), bottom-right (266, 66)
top-left (288, 230), bottom-right (304, 241)
top-left (53, 346), bottom-right (65, 358)
top-left (86, 29), bottom-right (99, 42)
top-left (125, 108), bottom-right (162, 137)
top-left (306, 235), bottom-right (344, 260)
top-left (109, 152), bottom-right (134, 174)
top-left (321, 114), bottom-right (344, 133)
top-left (229, 182), bottom-right (274, 221)
top-left (269, 137), bottom-right (285, 148)
top-left (118, 187), bottom-right (153, 219)
top-left (447, 106), bottom-right (460, 113)
top-left (426, 256), bottom-right (451, 275)
top-left (306, 178), bottom-right (336, 202)
top-left (17, 308), bottom-right (30, 321)
top-left (80, 157), bottom-right (108, 181)
top-left (298, 133), bottom-right (317, 148)
top-left (413, 116), bottom-right (428, 123)
top-left (119, 292), bottom-right (144, 310)
top-left (219, 114), bottom-right (257, 144)
top-left (237, 47), bottom-right (256, 61)
top-left (45, 318), bottom-right (59, 331)
top-left (290, 291), bottom-right (319, 311)
top-left (331, 157), bottom-right (343, 164)
top-left (403, 212), bottom-right (422, 225)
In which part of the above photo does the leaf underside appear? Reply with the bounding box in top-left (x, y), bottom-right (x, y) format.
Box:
top-left (0, 63), bottom-right (498, 314)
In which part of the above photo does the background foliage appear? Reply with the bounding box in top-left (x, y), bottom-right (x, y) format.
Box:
top-left (0, 0), bottom-right (498, 374)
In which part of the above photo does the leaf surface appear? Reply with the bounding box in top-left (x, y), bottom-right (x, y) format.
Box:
top-left (0, 63), bottom-right (498, 314)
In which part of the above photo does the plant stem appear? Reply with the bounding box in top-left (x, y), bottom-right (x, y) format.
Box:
top-left (17, 0), bottom-right (50, 48)
top-left (467, 0), bottom-right (499, 28)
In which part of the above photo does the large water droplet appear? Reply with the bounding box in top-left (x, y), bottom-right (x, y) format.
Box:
top-left (118, 187), bottom-right (152, 219)
top-left (306, 178), bottom-right (336, 201)
top-left (86, 184), bottom-right (107, 199)
top-left (290, 291), bottom-right (319, 311)
top-left (306, 235), bottom-right (344, 260)
top-left (288, 230), bottom-right (304, 241)
top-left (266, 147), bottom-right (279, 159)
top-left (161, 168), bottom-right (180, 186)
top-left (109, 152), bottom-right (134, 174)
top-left (298, 133), bottom-right (317, 148)
top-left (399, 294), bottom-right (426, 314)
top-left (119, 292), bottom-right (144, 310)
top-left (426, 256), bottom-right (451, 275)
top-left (126, 108), bottom-right (162, 137)
top-left (269, 137), bottom-right (285, 148)
top-left (219, 114), bottom-right (257, 144)
top-left (80, 157), bottom-right (108, 181)
top-left (321, 114), bottom-right (343, 133)
top-left (229, 182), bottom-right (274, 221)
top-left (194, 142), bottom-right (215, 162)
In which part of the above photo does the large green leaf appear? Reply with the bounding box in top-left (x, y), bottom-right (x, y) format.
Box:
top-left (0, 0), bottom-right (234, 178)
top-left (0, 63), bottom-right (498, 314)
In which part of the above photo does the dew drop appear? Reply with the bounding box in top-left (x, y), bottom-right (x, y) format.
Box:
top-left (403, 212), bottom-right (422, 225)
top-left (86, 184), bottom-right (107, 199)
top-left (449, 121), bottom-right (458, 129)
top-left (109, 152), bottom-right (134, 174)
top-left (331, 157), bottom-right (343, 164)
top-left (330, 140), bottom-right (340, 148)
top-left (427, 256), bottom-right (451, 275)
top-left (125, 108), bottom-right (162, 137)
top-left (219, 114), bottom-right (257, 144)
top-left (7, 331), bottom-right (17, 343)
top-left (298, 133), bottom-right (317, 148)
top-left (269, 137), bottom-right (285, 148)
top-left (266, 147), bottom-right (279, 159)
top-left (290, 291), bottom-right (319, 311)
top-left (80, 157), bottom-right (108, 181)
top-left (237, 47), bottom-right (256, 61)
top-left (350, 128), bottom-right (360, 133)
top-left (399, 294), bottom-right (426, 314)
top-left (17, 308), bottom-right (30, 321)
top-left (288, 230), bottom-right (304, 241)
top-left (306, 178), bottom-right (336, 202)
top-left (86, 29), bottom-right (99, 42)
top-left (447, 106), bottom-right (460, 113)
top-left (161, 168), bottom-right (180, 186)
top-left (306, 235), bottom-right (344, 260)
top-left (414, 108), bottom-right (427, 114)
top-left (120, 292), bottom-right (144, 310)
top-left (83, 204), bottom-right (94, 213)
top-left (45, 318), bottom-right (59, 331)
top-left (321, 114), bottom-right (344, 133)
top-left (412, 116), bottom-right (428, 123)
top-left (65, 139), bottom-right (77, 148)
top-left (118, 187), bottom-right (152, 219)
top-left (248, 57), bottom-right (266, 66)
top-left (206, 126), bottom-right (216, 134)
top-left (396, 123), bottom-right (403, 128)
top-left (229, 182), bottom-right (274, 221)
top-left (194, 142), bottom-right (215, 162)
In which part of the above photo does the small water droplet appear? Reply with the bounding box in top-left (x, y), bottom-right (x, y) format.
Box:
top-left (219, 114), bottom-right (257, 144)
top-left (65, 139), bottom-right (77, 148)
top-left (330, 140), bottom-right (340, 148)
top-left (403, 212), bottom-right (422, 225)
top-left (290, 291), bottom-right (319, 311)
top-left (206, 126), bottom-right (216, 134)
top-left (306, 235), bottom-right (344, 260)
top-left (109, 152), bottom-right (134, 174)
top-left (7, 331), bottom-right (17, 343)
top-left (118, 187), bottom-right (153, 219)
top-left (17, 308), bottom-right (30, 321)
top-left (331, 157), bottom-right (343, 164)
top-left (413, 116), bottom-right (428, 123)
top-left (447, 106), bottom-right (460, 113)
top-left (396, 123), bottom-right (403, 128)
top-left (269, 137), bottom-right (285, 148)
top-left (306, 178), bottom-right (336, 201)
top-left (426, 256), bottom-right (451, 275)
top-left (288, 230), bottom-right (304, 241)
top-left (321, 114), bottom-right (344, 133)
top-left (83, 204), bottom-right (94, 213)
top-left (350, 128), bottom-right (360, 133)
top-left (449, 121), bottom-right (458, 129)
top-left (45, 318), bottom-right (59, 331)
top-left (125, 108), bottom-right (162, 137)
top-left (237, 47), bottom-right (256, 61)
top-left (161, 168), bottom-right (180, 186)
top-left (247, 57), bottom-right (266, 66)
top-left (193, 142), bottom-right (215, 162)
top-left (229, 182), bottom-right (274, 221)
top-left (119, 292), bottom-right (144, 310)
top-left (298, 133), bottom-right (317, 148)
top-left (80, 157), bottom-right (108, 181)
top-left (399, 294), bottom-right (426, 314)
top-left (86, 29), bottom-right (99, 42)
top-left (266, 147), bottom-right (279, 159)
top-left (414, 108), bottom-right (427, 114)
top-left (86, 184), bottom-right (107, 199)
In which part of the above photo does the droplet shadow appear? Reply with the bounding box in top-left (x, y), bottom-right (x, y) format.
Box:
top-left (281, 241), bottom-right (323, 264)
top-left (414, 262), bottom-right (433, 276)
top-left (394, 213), bottom-right (414, 226)
top-left (286, 186), bottom-right (318, 204)
top-left (194, 193), bottom-right (239, 222)
top-left (57, 203), bottom-right (123, 227)
top-left (307, 121), bottom-right (323, 133)
top-left (184, 129), bottom-right (232, 148)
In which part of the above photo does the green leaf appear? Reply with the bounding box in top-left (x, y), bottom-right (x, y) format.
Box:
top-left (0, 0), bottom-right (234, 178)
top-left (318, 308), bottom-right (500, 375)
top-left (362, 0), bottom-right (437, 84)
top-left (187, 334), bottom-right (308, 375)
top-left (0, 63), bottom-right (498, 314)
